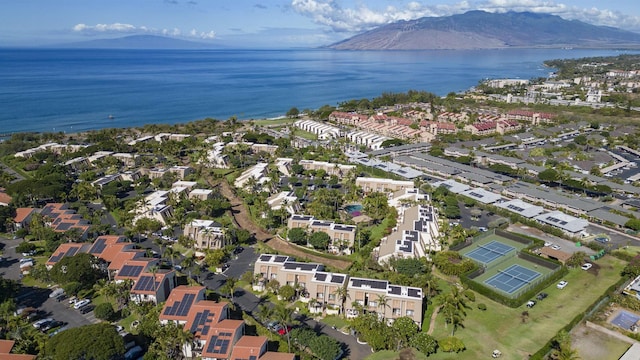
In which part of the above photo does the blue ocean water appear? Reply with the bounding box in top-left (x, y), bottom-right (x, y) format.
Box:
top-left (0, 48), bottom-right (631, 134)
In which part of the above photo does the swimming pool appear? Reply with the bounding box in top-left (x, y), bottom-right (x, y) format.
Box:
top-left (344, 204), bottom-right (363, 216)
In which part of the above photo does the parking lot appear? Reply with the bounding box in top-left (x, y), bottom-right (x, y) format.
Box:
top-left (1, 235), bottom-right (97, 333)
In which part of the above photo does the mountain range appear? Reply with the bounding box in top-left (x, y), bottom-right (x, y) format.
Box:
top-left (328, 11), bottom-right (640, 50)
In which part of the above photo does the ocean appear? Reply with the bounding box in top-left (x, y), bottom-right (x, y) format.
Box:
top-left (0, 47), bottom-right (632, 134)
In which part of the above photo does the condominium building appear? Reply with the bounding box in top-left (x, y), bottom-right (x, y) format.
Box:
top-left (356, 177), bottom-right (414, 193)
top-left (183, 220), bottom-right (226, 250)
top-left (345, 277), bottom-right (423, 327)
top-left (253, 254), bottom-right (424, 327)
top-left (287, 215), bottom-right (357, 253)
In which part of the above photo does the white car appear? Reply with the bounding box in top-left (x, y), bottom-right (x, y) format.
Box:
top-left (73, 299), bottom-right (91, 310)
top-left (33, 318), bottom-right (53, 329)
top-left (581, 263), bottom-right (593, 271)
top-left (557, 280), bottom-right (568, 289)
top-left (544, 242), bottom-right (552, 247)
top-left (551, 245), bottom-right (561, 251)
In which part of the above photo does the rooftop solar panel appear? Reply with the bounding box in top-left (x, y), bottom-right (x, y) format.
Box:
top-left (67, 247), bottom-right (79, 257)
top-left (331, 275), bottom-right (345, 284)
top-left (134, 276), bottom-right (156, 291)
top-left (259, 255), bottom-right (271, 262)
top-left (90, 238), bottom-right (106, 254)
top-left (120, 265), bottom-right (144, 278)
top-left (315, 273), bottom-right (327, 282)
top-left (274, 256), bottom-right (288, 263)
top-left (57, 223), bottom-right (73, 231)
top-left (207, 336), bottom-right (231, 354)
top-left (49, 254), bottom-right (63, 263)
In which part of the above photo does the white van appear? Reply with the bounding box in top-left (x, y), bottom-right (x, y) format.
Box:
top-left (73, 299), bottom-right (91, 310)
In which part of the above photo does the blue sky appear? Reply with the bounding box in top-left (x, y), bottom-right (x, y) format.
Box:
top-left (1, 0), bottom-right (639, 47)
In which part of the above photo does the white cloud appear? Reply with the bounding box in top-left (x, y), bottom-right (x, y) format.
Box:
top-left (291, 0), bottom-right (640, 33)
top-left (72, 22), bottom-right (216, 40)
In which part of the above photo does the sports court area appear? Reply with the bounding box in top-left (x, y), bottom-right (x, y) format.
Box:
top-left (484, 264), bottom-right (541, 294)
top-left (611, 310), bottom-right (640, 331)
top-left (464, 240), bottom-right (515, 264)
top-left (460, 230), bottom-right (557, 298)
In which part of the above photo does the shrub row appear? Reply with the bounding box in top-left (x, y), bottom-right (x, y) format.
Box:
top-left (529, 276), bottom-right (628, 360)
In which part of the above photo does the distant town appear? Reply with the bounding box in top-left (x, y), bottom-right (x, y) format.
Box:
top-left (3, 54), bottom-right (640, 360)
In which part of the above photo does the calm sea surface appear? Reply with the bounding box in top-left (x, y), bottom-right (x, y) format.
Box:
top-left (0, 48), bottom-right (632, 134)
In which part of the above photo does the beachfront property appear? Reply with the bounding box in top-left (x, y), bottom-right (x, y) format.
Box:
top-left (287, 214), bottom-right (357, 253)
top-left (345, 277), bottom-right (424, 327)
top-left (254, 254), bottom-right (424, 326)
top-left (183, 219), bottom-right (227, 250)
top-left (234, 162), bottom-right (269, 190)
top-left (14, 142), bottom-right (87, 158)
top-left (294, 119), bottom-right (341, 139)
top-left (356, 177), bottom-right (415, 194)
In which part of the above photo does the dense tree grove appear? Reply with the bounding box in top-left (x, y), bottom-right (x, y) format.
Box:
top-left (46, 323), bottom-right (125, 360)
top-left (50, 253), bottom-right (105, 291)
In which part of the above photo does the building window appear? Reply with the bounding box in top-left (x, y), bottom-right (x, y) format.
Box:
top-left (328, 294), bottom-right (335, 300)
top-left (406, 309), bottom-right (414, 316)
top-left (393, 308), bottom-right (401, 316)
top-left (369, 301), bottom-right (377, 308)
top-left (270, 273), bottom-right (277, 279)
top-left (317, 293), bottom-right (324, 299)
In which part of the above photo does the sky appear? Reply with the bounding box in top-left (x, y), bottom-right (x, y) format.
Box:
top-left (1, 0), bottom-right (639, 48)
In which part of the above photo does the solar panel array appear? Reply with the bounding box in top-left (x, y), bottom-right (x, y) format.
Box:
top-left (352, 278), bottom-right (387, 290)
top-left (119, 265), bottom-right (144, 278)
top-left (274, 256), bottom-right (288, 263)
top-left (90, 238), bottom-right (107, 254)
top-left (315, 273), bottom-right (327, 282)
top-left (468, 191), bottom-right (485, 198)
top-left (507, 204), bottom-right (525, 212)
top-left (330, 275), bottom-right (344, 284)
top-left (189, 309), bottom-right (215, 335)
top-left (546, 216), bottom-right (568, 226)
top-left (134, 275), bottom-right (158, 292)
top-left (259, 255), bottom-right (271, 262)
top-left (163, 293), bottom-right (196, 317)
top-left (67, 247), bottom-right (79, 257)
top-left (206, 335), bottom-right (231, 355)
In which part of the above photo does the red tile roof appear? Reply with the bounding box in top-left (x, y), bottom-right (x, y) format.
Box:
top-left (14, 208), bottom-right (34, 223)
top-left (0, 189), bottom-right (12, 205)
top-left (230, 336), bottom-right (267, 360)
top-left (159, 285), bottom-right (206, 323)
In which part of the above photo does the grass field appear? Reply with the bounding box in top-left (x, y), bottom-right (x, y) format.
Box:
top-left (427, 255), bottom-right (626, 360)
top-left (250, 118), bottom-right (296, 126)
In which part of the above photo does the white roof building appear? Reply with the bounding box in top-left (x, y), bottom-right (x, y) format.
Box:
top-left (534, 211), bottom-right (589, 234)
top-left (496, 199), bottom-right (545, 218)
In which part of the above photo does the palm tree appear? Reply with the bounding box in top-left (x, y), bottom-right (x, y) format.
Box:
top-left (440, 287), bottom-right (468, 336)
top-left (333, 286), bottom-right (349, 318)
top-left (273, 304), bottom-right (295, 352)
top-left (376, 294), bottom-right (390, 321)
top-left (181, 255), bottom-right (195, 279)
top-left (222, 277), bottom-right (238, 305)
top-left (164, 246), bottom-right (178, 267)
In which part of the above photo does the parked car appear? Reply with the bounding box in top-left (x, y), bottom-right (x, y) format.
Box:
top-left (73, 299), bottom-right (91, 310)
top-left (595, 237), bottom-right (609, 244)
top-left (55, 294), bottom-right (67, 302)
top-left (33, 318), bottom-right (53, 330)
top-left (536, 292), bottom-right (548, 300)
top-left (557, 280), bottom-right (568, 289)
top-left (49, 288), bottom-right (65, 298)
top-left (80, 305), bottom-right (95, 314)
top-left (581, 263), bottom-right (593, 271)
top-left (551, 245), bottom-right (561, 251)
top-left (526, 300), bottom-right (536, 308)
top-left (41, 320), bottom-right (65, 332)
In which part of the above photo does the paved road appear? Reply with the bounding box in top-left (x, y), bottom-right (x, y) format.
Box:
top-left (0, 160), bottom-right (25, 183)
top-left (202, 245), bottom-right (373, 360)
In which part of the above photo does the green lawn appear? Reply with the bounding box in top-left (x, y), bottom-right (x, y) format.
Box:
top-left (293, 129), bottom-right (318, 141)
top-left (365, 348), bottom-right (430, 360)
top-left (426, 255), bottom-right (626, 359)
top-left (250, 118), bottom-right (296, 126)
top-left (320, 315), bottom-right (350, 330)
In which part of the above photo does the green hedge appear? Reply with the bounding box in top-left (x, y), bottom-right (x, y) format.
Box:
top-left (460, 266), bottom-right (568, 308)
top-left (529, 276), bottom-right (628, 360)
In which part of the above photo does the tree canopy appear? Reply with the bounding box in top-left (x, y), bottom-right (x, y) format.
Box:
top-left (50, 253), bottom-right (104, 290)
top-left (47, 323), bottom-right (125, 360)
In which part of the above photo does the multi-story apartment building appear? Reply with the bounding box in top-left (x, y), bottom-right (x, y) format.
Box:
top-left (287, 215), bottom-right (356, 253)
top-left (183, 219), bottom-right (226, 250)
top-left (345, 277), bottom-right (423, 327)
top-left (356, 177), bottom-right (414, 193)
top-left (254, 254), bottom-right (424, 327)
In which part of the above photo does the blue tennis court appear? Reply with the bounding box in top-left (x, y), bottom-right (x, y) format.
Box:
top-left (612, 310), bottom-right (640, 330)
top-left (484, 264), bottom-right (541, 294)
top-left (465, 240), bottom-right (515, 264)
